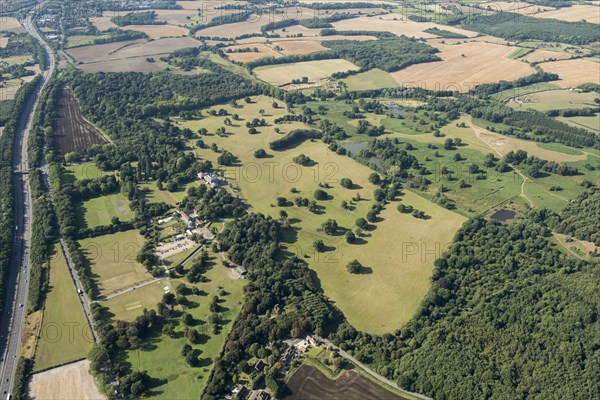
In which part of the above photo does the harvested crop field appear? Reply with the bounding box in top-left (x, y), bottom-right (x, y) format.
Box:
top-left (536, 5), bottom-right (600, 24)
top-left (28, 360), bottom-right (105, 400)
top-left (254, 59), bottom-right (359, 86)
top-left (226, 43), bottom-right (281, 62)
top-left (392, 41), bottom-right (534, 92)
top-left (539, 59), bottom-right (600, 87)
top-left (67, 39), bottom-right (146, 63)
top-left (125, 24), bottom-right (189, 38)
top-left (520, 49), bottom-right (573, 63)
top-left (332, 15), bottom-right (477, 39)
top-left (69, 37), bottom-right (201, 72)
top-left (195, 18), bottom-right (262, 38)
top-left (510, 89), bottom-right (599, 111)
top-left (284, 364), bottom-right (406, 400)
top-left (55, 88), bottom-right (109, 154)
top-left (276, 39), bottom-right (328, 55)
top-left (0, 37), bottom-right (8, 48)
top-left (78, 56), bottom-right (165, 73)
top-left (0, 17), bottom-right (23, 32)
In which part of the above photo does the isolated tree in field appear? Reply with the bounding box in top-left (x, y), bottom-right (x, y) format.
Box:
top-left (346, 259), bottom-right (362, 273)
top-left (313, 239), bottom-right (325, 252)
top-left (314, 188), bottom-right (328, 201)
top-left (453, 153), bottom-right (462, 162)
top-left (322, 219), bottom-right (338, 235)
top-left (248, 127), bottom-right (257, 134)
top-left (340, 178), bottom-right (353, 189)
top-left (210, 296), bottom-right (219, 312)
top-left (254, 148), bottom-right (267, 158)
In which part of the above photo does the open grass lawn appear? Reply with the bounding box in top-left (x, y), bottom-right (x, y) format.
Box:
top-left (536, 142), bottom-right (584, 156)
top-left (79, 230), bottom-right (152, 298)
top-left (104, 279), bottom-right (171, 321)
top-left (140, 181), bottom-right (193, 206)
top-left (66, 35), bottom-right (109, 48)
top-left (491, 82), bottom-right (559, 102)
top-left (78, 193), bottom-right (134, 229)
top-left (34, 245), bottom-right (93, 372)
top-left (342, 69), bottom-right (400, 91)
top-left (177, 100), bottom-right (466, 333)
top-left (510, 89), bottom-right (599, 111)
top-left (125, 252), bottom-right (245, 398)
top-left (64, 162), bottom-right (112, 184)
top-left (557, 114), bottom-right (600, 133)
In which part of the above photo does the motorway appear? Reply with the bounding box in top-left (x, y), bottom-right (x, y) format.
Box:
top-left (0, 8), bottom-right (56, 396)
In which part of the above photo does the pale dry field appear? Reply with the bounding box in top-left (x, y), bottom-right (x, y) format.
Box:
top-left (226, 43), bottom-right (281, 62)
top-left (0, 17), bottom-right (23, 32)
top-left (29, 360), bottom-right (105, 400)
top-left (539, 59), bottom-right (600, 87)
top-left (480, 1), bottom-right (554, 14)
top-left (194, 17), bottom-right (263, 38)
top-left (125, 24), bottom-right (189, 38)
top-left (254, 58), bottom-right (359, 85)
top-left (271, 24), bottom-right (322, 37)
top-left (392, 41), bottom-right (534, 92)
top-left (91, 16), bottom-right (117, 31)
top-left (520, 49), bottom-right (573, 63)
top-left (536, 5), bottom-right (600, 24)
top-left (0, 37), bottom-right (8, 48)
top-left (275, 39), bottom-right (328, 55)
top-left (332, 14), bottom-right (478, 39)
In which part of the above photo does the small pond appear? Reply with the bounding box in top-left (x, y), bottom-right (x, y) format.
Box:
top-left (490, 209), bottom-right (517, 222)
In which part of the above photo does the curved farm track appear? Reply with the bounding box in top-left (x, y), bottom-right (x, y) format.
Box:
top-left (55, 88), bottom-right (109, 154)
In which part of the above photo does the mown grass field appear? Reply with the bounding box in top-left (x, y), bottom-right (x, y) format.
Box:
top-left (125, 251), bottom-right (245, 398)
top-left (78, 193), bottom-right (134, 228)
top-left (178, 97), bottom-right (466, 333)
top-left (64, 162), bottom-right (112, 184)
top-left (342, 69), bottom-right (400, 91)
top-left (557, 114), bottom-right (600, 133)
top-left (79, 230), bottom-right (152, 298)
top-left (103, 278), bottom-right (171, 321)
top-left (34, 245), bottom-right (93, 372)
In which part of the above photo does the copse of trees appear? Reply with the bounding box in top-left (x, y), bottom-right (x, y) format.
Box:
top-left (269, 129), bottom-right (321, 151)
top-left (551, 188), bottom-right (600, 245)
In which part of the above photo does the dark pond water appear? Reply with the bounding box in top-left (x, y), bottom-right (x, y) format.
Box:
top-left (342, 142), bottom-right (383, 170)
top-left (490, 209), bottom-right (517, 222)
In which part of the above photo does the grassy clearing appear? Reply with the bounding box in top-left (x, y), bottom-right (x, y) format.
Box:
top-left (34, 245), bottom-right (93, 372)
top-left (125, 251), bottom-right (245, 398)
top-left (66, 35), bottom-right (109, 48)
top-left (78, 193), bottom-right (134, 228)
top-left (508, 47), bottom-right (533, 59)
top-left (104, 279), bottom-right (171, 321)
top-left (342, 69), bottom-right (400, 91)
top-left (177, 98), bottom-right (465, 333)
top-left (79, 230), bottom-right (152, 298)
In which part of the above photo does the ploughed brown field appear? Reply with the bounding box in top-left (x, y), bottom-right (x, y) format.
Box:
top-left (55, 88), bottom-right (109, 154)
top-left (283, 364), bottom-right (407, 400)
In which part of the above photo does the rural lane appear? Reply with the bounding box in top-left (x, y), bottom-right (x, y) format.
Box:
top-left (316, 337), bottom-right (432, 400)
top-left (0, 6), bottom-right (55, 397)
